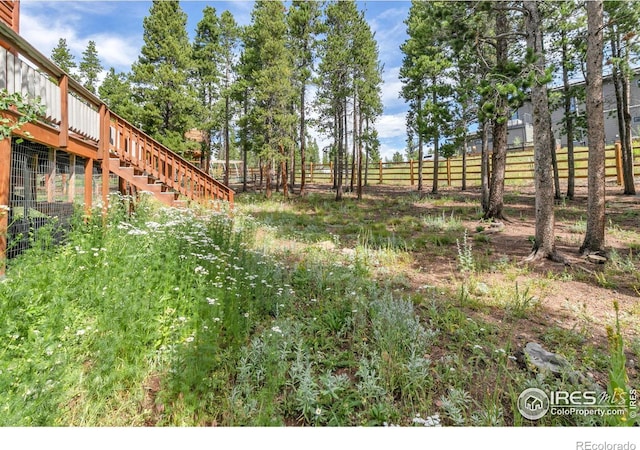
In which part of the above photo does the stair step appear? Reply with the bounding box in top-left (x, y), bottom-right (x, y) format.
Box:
top-left (173, 199), bottom-right (189, 208)
top-left (133, 174), bottom-right (156, 185)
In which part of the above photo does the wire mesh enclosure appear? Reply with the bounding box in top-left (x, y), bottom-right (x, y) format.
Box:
top-left (6, 138), bottom-right (116, 259)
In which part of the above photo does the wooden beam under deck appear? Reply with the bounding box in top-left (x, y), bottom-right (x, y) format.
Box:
top-left (0, 137), bottom-right (10, 275)
top-left (1, 110), bottom-right (99, 160)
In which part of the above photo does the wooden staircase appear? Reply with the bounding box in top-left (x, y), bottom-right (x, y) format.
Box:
top-left (108, 158), bottom-right (179, 207)
top-left (106, 113), bottom-right (234, 209)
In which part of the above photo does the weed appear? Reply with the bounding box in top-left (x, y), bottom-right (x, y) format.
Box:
top-left (456, 230), bottom-right (475, 273)
top-left (422, 211), bottom-right (464, 232)
top-left (605, 301), bottom-right (637, 426)
top-left (505, 282), bottom-right (539, 320)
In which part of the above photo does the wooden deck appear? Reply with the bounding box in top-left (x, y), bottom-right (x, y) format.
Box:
top-left (0, 11), bottom-right (233, 272)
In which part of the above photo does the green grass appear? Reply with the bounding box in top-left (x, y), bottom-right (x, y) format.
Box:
top-left (1, 188), bottom-right (638, 427)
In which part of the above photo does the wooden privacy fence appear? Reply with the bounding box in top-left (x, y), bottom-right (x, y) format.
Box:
top-left (249, 144), bottom-right (638, 188)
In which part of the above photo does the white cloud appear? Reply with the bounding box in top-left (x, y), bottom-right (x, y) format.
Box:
top-left (20, 2), bottom-right (142, 73)
top-left (375, 112), bottom-right (406, 140)
top-left (90, 34), bottom-right (141, 70)
top-left (381, 66), bottom-right (407, 112)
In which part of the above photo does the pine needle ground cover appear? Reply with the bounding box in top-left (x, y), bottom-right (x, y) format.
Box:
top-left (1, 187), bottom-right (638, 426)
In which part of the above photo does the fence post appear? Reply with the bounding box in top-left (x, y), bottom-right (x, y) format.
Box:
top-left (0, 137), bottom-right (10, 275)
top-left (310, 162), bottom-right (314, 183)
top-left (615, 141), bottom-right (623, 186)
top-left (46, 148), bottom-right (56, 202)
top-left (410, 159), bottom-right (414, 186)
top-left (446, 158), bottom-right (452, 186)
top-left (379, 160), bottom-right (383, 184)
top-left (84, 158), bottom-right (93, 216)
top-left (59, 75), bottom-right (69, 149)
top-left (68, 154), bottom-right (76, 202)
top-left (329, 161), bottom-right (333, 185)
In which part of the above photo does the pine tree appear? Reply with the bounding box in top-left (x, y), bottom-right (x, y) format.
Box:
top-left (605, 1), bottom-right (639, 195)
top-left (218, 11), bottom-right (240, 187)
top-left (581, 0), bottom-right (606, 256)
top-left (400, 1), bottom-right (455, 195)
top-left (545, 1), bottom-right (586, 200)
top-left (244, 1), bottom-right (296, 198)
top-left (523, 0), bottom-right (561, 262)
top-left (193, 6), bottom-right (222, 171)
top-left (79, 40), bottom-right (103, 94)
top-left (288, 0), bottom-right (322, 196)
top-left (316, 0), bottom-right (362, 201)
top-left (51, 38), bottom-right (76, 74)
top-left (131, 0), bottom-right (197, 154)
top-left (98, 68), bottom-right (140, 123)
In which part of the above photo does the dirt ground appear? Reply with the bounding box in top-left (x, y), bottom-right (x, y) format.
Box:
top-left (248, 182), bottom-right (640, 379)
top-left (235, 179), bottom-right (640, 386)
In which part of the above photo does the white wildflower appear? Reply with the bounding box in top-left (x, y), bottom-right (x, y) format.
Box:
top-left (271, 326), bottom-right (282, 334)
top-left (195, 266), bottom-right (209, 276)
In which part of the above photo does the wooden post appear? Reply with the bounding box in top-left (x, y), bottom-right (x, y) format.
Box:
top-left (615, 141), bottom-right (623, 186)
top-left (446, 158), bottom-right (452, 186)
top-left (410, 159), bottom-right (414, 186)
top-left (84, 157), bottom-right (93, 216)
top-left (58, 75), bottom-right (68, 149)
top-left (310, 162), bottom-right (314, 183)
top-left (68, 154), bottom-right (76, 202)
top-left (46, 148), bottom-right (55, 202)
top-left (0, 138), bottom-right (10, 275)
top-left (101, 157), bottom-right (110, 215)
top-left (379, 160), bottom-right (383, 184)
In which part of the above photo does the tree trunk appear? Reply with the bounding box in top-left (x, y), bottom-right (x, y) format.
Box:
top-left (417, 96), bottom-right (424, 192)
top-left (290, 138), bottom-right (295, 194)
top-left (461, 134), bottom-right (467, 191)
top-left (343, 99), bottom-right (349, 193)
top-left (242, 95), bottom-right (248, 193)
top-left (550, 125), bottom-right (561, 200)
top-left (364, 117), bottom-right (370, 187)
top-left (431, 133), bottom-right (440, 194)
top-left (281, 148), bottom-right (288, 199)
top-left (484, 7), bottom-right (509, 221)
top-left (621, 46), bottom-right (636, 195)
top-left (357, 114), bottom-right (363, 200)
top-left (562, 36), bottom-right (575, 200)
top-left (431, 81), bottom-right (439, 195)
top-left (350, 91), bottom-right (357, 193)
top-left (333, 112), bottom-right (338, 190)
top-left (524, 0), bottom-right (558, 262)
top-left (224, 95), bottom-right (230, 187)
top-left (336, 109), bottom-right (344, 201)
top-left (299, 84), bottom-right (307, 196)
top-left (481, 120), bottom-right (490, 211)
top-left (265, 159), bottom-right (272, 199)
top-left (580, 0), bottom-right (606, 256)
top-left (485, 117), bottom-right (507, 220)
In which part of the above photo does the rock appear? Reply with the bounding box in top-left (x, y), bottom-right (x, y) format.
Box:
top-left (481, 221), bottom-right (505, 234)
top-left (586, 253), bottom-right (607, 264)
top-left (524, 342), bottom-right (571, 375)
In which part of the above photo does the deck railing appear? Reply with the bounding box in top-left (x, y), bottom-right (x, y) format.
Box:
top-left (0, 21), bottom-right (233, 206)
top-left (109, 113), bottom-right (233, 205)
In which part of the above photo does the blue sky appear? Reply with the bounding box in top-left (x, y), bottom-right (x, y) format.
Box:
top-left (20, 0), bottom-right (411, 160)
